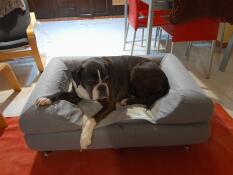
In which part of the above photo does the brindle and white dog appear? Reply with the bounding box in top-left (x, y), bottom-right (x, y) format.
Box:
top-left (36, 56), bottom-right (170, 150)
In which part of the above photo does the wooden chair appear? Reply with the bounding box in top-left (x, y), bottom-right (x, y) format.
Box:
top-left (0, 0), bottom-right (44, 73)
top-left (0, 63), bottom-right (21, 91)
top-left (0, 112), bottom-right (7, 129)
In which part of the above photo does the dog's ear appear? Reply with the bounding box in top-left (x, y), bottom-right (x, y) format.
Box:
top-left (103, 58), bottom-right (111, 76)
top-left (71, 66), bottom-right (83, 85)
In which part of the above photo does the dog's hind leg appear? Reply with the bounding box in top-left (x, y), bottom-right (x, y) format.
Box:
top-left (119, 97), bottom-right (144, 107)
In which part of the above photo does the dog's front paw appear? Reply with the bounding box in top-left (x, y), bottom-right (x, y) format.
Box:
top-left (80, 118), bottom-right (96, 151)
top-left (35, 97), bottom-right (52, 106)
top-left (80, 132), bottom-right (92, 150)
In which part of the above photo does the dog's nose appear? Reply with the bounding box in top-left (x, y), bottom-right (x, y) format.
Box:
top-left (98, 84), bottom-right (107, 98)
top-left (98, 84), bottom-right (106, 93)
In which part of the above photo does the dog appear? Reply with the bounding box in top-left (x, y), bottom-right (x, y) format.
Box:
top-left (36, 56), bottom-right (170, 150)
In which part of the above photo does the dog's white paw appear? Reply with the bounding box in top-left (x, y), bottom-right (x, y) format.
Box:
top-left (119, 98), bottom-right (128, 106)
top-left (35, 97), bottom-right (52, 106)
top-left (82, 114), bottom-right (89, 128)
top-left (80, 118), bottom-right (96, 150)
top-left (80, 132), bottom-right (92, 150)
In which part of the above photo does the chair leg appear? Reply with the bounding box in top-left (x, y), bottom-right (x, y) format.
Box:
top-left (154, 27), bottom-right (159, 48)
top-left (123, 22), bottom-right (130, 51)
top-left (186, 42), bottom-right (193, 61)
top-left (207, 41), bottom-right (215, 79)
top-left (165, 34), bottom-right (170, 52)
top-left (131, 29), bottom-right (137, 56)
top-left (0, 113), bottom-right (7, 128)
top-left (141, 28), bottom-right (145, 46)
top-left (27, 34), bottom-right (44, 72)
top-left (170, 42), bottom-right (174, 54)
top-left (158, 28), bottom-right (162, 51)
top-left (1, 63), bottom-right (21, 91)
top-left (185, 42), bottom-right (191, 56)
top-left (219, 33), bottom-right (233, 72)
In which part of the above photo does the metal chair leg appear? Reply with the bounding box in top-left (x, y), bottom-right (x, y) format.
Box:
top-left (131, 29), bottom-right (137, 55)
top-left (154, 27), bottom-right (159, 48)
top-left (165, 34), bottom-right (170, 52)
top-left (186, 42), bottom-right (193, 61)
top-left (170, 42), bottom-right (174, 54)
top-left (185, 42), bottom-right (191, 56)
top-left (207, 41), bottom-right (216, 79)
top-left (141, 28), bottom-right (144, 46)
top-left (123, 22), bottom-right (130, 51)
top-left (158, 28), bottom-right (162, 51)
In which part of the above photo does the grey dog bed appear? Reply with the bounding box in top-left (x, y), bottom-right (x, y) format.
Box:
top-left (19, 54), bottom-right (213, 151)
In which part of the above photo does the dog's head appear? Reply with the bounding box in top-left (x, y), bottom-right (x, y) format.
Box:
top-left (71, 58), bottom-right (110, 101)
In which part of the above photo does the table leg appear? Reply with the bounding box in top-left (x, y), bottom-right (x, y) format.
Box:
top-left (123, 0), bottom-right (128, 50)
top-left (219, 33), bottom-right (233, 72)
top-left (145, 0), bottom-right (155, 55)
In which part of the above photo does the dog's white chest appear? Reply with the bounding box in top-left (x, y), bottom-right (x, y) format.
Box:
top-left (72, 80), bottom-right (91, 100)
top-left (76, 85), bottom-right (91, 100)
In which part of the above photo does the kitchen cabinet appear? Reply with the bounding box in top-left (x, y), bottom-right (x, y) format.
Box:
top-left (28, 0), bottom-right (123, 19)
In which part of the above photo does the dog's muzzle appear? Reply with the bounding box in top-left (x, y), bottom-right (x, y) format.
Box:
top-left (92, 83), bottom-right (109, 100)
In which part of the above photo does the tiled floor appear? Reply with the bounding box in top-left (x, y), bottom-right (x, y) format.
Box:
top-left (0, 18), bottom-right (233, 117)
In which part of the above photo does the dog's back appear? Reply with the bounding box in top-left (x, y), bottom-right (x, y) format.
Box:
top-left (129, 59), bottom-right (170, 108)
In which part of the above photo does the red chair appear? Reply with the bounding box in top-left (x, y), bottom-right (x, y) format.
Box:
top-left (160, 17), bottom-right (220, 78)
top-left (124, 0), bottom-right (169, 55)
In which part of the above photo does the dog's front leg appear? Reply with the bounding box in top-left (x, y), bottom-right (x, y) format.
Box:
top-left (80, 102), bottom-right (115, 150)
top-left (36, 91), bottom-right (81, 106)
top-left (80, 115), bottom-right (96, 150)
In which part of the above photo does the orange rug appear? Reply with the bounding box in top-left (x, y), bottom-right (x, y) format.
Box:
top-left (0, 104), bottom-right (233, 175)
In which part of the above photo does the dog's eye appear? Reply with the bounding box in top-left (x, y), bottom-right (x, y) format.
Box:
top-left (87, 79), bottom-right (97, 85)
top-left (104, 75), bottom-right (110, 81)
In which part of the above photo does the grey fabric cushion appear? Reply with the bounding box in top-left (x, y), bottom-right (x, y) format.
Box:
top-left (0, 38), bottom-right (28, 50)
top-left (0, 0), bottom-right (30, 46)
top-left (20, 54), bottom-right (214, 135)
top-left (151, 54), bottom-right (213, 124)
